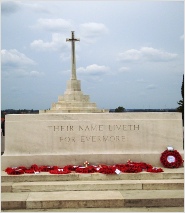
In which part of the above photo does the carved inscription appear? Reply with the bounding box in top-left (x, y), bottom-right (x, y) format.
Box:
top-left (81, 136), bottom-right (126, 143)
top-left (108, 125), bottom-right (139, 131)
top-left (48, 126), bottom-right (74, 131)
top-left (48, 124), bottom-right (139, 144)
top-left (48, 124), bottom-right (139, 132)
top-left (60, 137), bottom-right (75, 142)
top-left (79, 125), bottom-right (104, 131)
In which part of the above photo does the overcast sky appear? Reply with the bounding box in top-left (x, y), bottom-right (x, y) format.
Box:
top-left (1, 0), bottom-right (184, 110)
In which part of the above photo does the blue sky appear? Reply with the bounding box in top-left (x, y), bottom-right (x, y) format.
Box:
top-left (1, 0), bottom-right (184, 110)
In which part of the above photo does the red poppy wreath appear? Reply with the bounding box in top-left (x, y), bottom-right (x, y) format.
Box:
top-left (160, 149), bottom-right (183, 168)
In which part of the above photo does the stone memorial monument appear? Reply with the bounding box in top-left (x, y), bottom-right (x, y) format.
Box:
top-left (40, 31), bottom-right (104, 113)
top-left (1, 32), bottom-right (184, 169)
top-left (1, 112), bottom-right (183, 169)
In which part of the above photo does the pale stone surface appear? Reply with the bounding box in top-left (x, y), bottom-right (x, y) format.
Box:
top-left (66, 31), bottom-right (79, 81)
top-left (41, 79), bottom-right (105, 113)
top-left (26, 191), bottom-right (125, 209)
top-left (1, 207), bottom-right (184, 212)
top-left (11, 180), bottom-right (142, 192)
top-left (1, 192), bottom-right (29, 210)
top-left (1, 169), bottom-right (184, 211)
top-left (1, 168), bottom-right (184, 182)
top-left (2, 190), bottom-right (184, 209)
top-left (40, 31), bottom-right (104, 113)
top-left (2, 192), bottom-right (29, 201)
top-left (1, 112), bottom-right (183, 169)
top-left (27, 190), bottom-right (123, 201)
top-left (120, 189), bottom-right (184, 199)
top-left (1, 182), bottom-right (13, 192)
top-left (120, 190), bottom-right (184, 207)
top-left (10, 179), bottom-right (184, 192)
top-left (141, 179), bottom-right (184, 190)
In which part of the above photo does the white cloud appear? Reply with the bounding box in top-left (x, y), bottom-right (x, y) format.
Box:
top-left (141, 47), bottom-right (178, 61)
top-left (118, 49), bottom-right (141, 61)
top-left (1, 49), bottom-right (43, 77)
top-left (30, 33), bottom-right (69, 52)
top-left (30, 71), bottom-right (44, 77)
top-left (80, 22), bottom-right (108, 43)
top-left (23, 3), bottom-right (51, 14)
top-left (118, 67), bottom-right (130, 72)
top-left (1, 49), bottom-right (36, 67)
top-left (30, 21), bottom-right (108, 53)
top-left (77, 64), bottom-right (110, 75)
top-left (118, 47), bottom-right (178, 62)
top-left (31, 18), bottom-right (73, 32)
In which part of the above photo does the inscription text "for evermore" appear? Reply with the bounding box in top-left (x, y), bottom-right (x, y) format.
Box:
top-left (59, 135), bottom-right (126, 143)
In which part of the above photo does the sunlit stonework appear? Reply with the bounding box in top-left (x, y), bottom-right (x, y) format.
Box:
top-left (40, 31), bottom-right (105, 113)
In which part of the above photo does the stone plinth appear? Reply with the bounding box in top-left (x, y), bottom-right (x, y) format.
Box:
top-left (1, 112), bottom-right (183, 169)
top-left (40, 31), bottom-right (104, 113)
top-left (40, 79), bottom-right (104, 113)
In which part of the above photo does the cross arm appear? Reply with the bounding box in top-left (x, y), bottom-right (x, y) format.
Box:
top-left (66, 38), bottom-right (80, 42)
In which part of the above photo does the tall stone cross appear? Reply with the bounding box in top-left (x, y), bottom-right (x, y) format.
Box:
top-left (66, 31), bottom-right (80, 80)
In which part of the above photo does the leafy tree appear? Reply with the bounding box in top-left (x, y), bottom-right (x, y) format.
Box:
top-left (115, 106), bottom-right (125, 112)
top-left (177, 75), bottom-right (184, 123)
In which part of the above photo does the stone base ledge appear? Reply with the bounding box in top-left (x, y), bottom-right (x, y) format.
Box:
top-left (39, 109), bottom-right (107, 113)
top-left (2, 152), bottom-right (183, 169)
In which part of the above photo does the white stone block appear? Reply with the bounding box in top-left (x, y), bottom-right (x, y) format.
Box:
top-left (1, 113), bottom-right (183, 169)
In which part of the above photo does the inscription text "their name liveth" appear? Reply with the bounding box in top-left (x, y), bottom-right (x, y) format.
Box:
top-left (48, 124), bottom-right (140, 132)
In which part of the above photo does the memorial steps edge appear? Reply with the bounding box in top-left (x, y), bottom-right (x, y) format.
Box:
top-left (1, 207), bottom-right (185, 212)
top-left (1, 167), bottom-right (184, 182)
top-left (1, 190), bottom-right (184, 210)
top-left (1, 168), bottom-right (184, 211)
top-left (2, 153), bottom-right (184, 169)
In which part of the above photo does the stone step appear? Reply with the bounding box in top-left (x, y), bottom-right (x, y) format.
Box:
top-left (1, 207), bottom-right (184, 212)
top-left (1, 190), bottom-right (184, 210)
top-left (1, 179), bottom-right (184, 193)
top-left (1, 167), bottom-right (184, 182)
